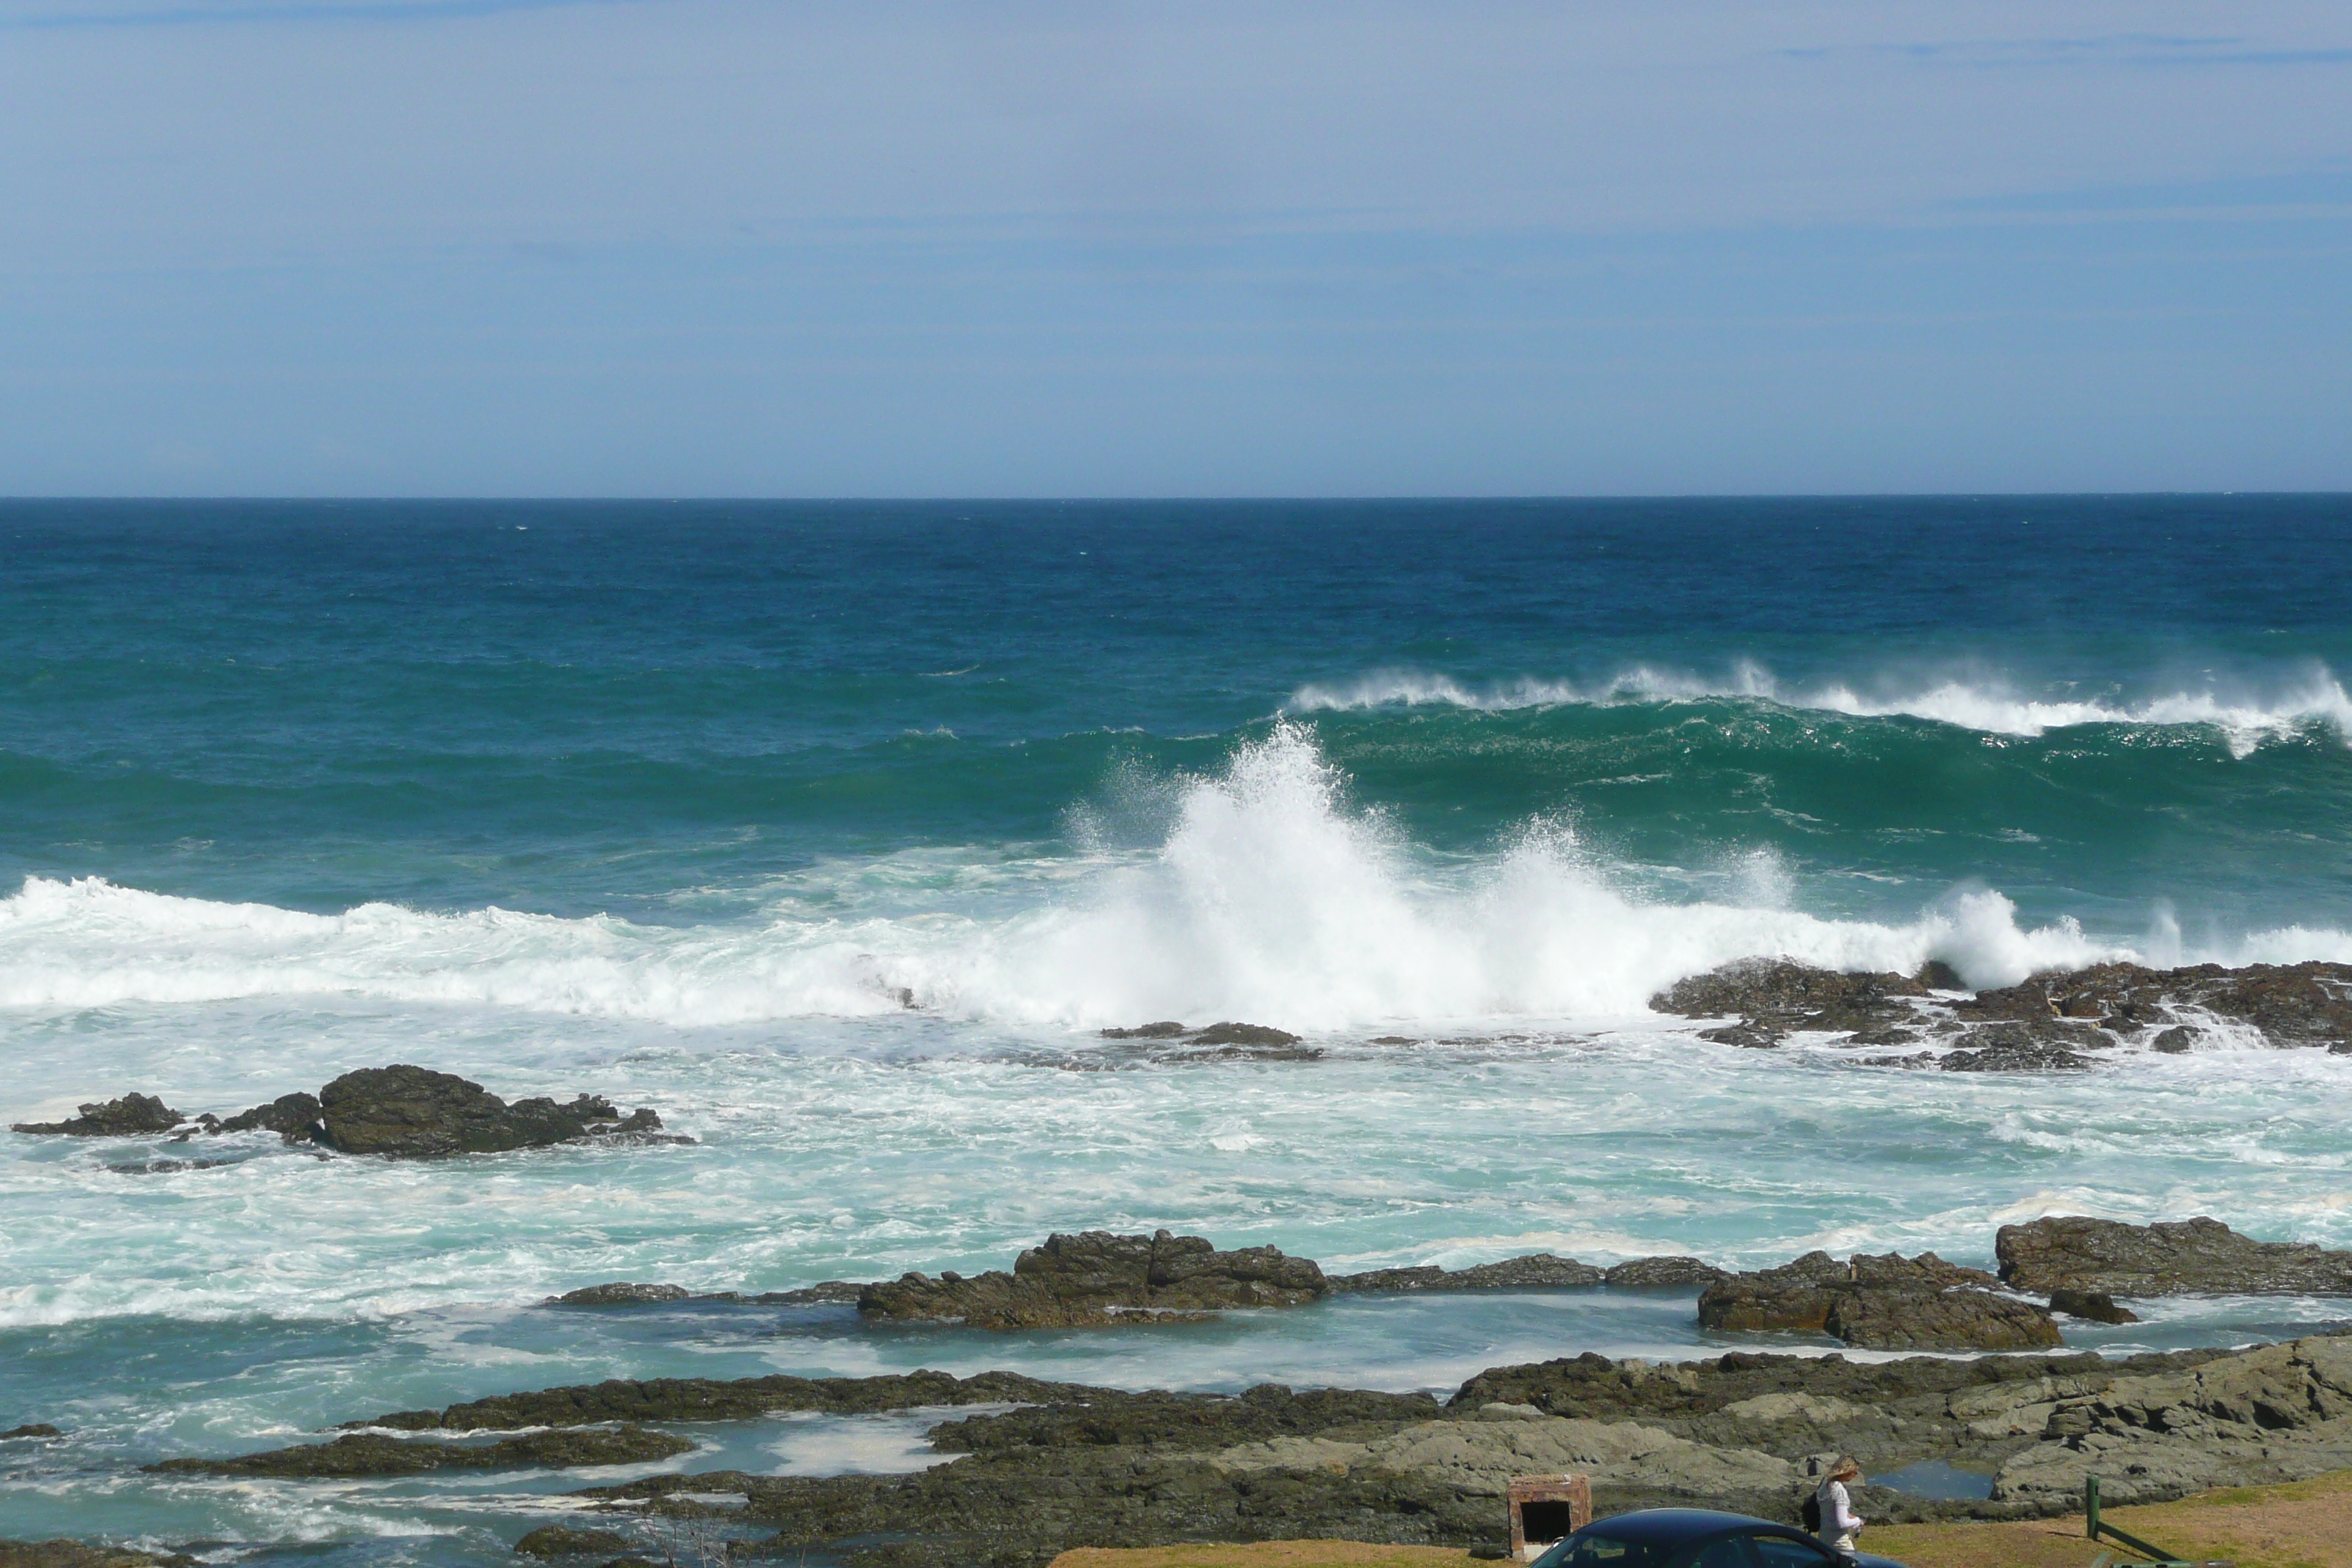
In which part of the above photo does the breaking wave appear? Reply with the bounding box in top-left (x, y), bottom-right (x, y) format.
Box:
top-left (1286, 664), bottom-right (2352, 757)
top-left (4, 726), bottom-right (2348, 1032)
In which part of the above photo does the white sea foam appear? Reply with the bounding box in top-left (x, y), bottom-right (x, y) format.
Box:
top-left (3, 725), bottom-right (2345, 1031)
top-left (1286, 663), bottom-right (2352, 756)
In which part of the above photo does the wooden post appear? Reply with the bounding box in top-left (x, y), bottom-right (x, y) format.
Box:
top-left (1508, 1473), bottom-right (1593, 1561)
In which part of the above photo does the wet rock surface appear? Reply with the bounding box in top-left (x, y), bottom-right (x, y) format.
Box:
top-left (149, 1426), bottom-right (693, 1477)
top-left (1327, 1254), bottom-right (1604, 1293)
top-left (1999, 1214), bottom-right (2352, 1297)
top-left (1603, 1256), bottom-right (1727, 1288)
top-left (2048, 1288), bottom-right (2139, 1324)
top-left (550, 1283), bottom-right (693, 1307)
top-left (1697, 1250), bottom-right (2062, 1351)
top-left (0, 1425), bottom-right (62, 1441)
top-left (10, 1093), bottom-right (183, 1137)
top-left (0, 1542), bottom-right (193, 1568)
top-left (1655, 957), bottom-right (2352, 1068)
top-left (317, 1066), bottom-right (671, 1158)
top-left (513, 1526), bottom-right (633, 1559)
top-left (859, 1230), bottom-right (1327, 1328)
top-left (353, 1369), bottom-right (1100, 1432)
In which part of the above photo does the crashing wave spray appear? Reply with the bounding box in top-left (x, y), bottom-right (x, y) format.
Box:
top-left (22, 724), bottom-right (2340, 1032)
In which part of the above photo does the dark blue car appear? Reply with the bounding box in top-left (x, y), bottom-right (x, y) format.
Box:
top-left (1529, 1508), bottom-right (1909, 1568)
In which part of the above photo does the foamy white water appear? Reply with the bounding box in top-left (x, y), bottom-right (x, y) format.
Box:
top-left (1287, 663), bottom-right (2352, 755)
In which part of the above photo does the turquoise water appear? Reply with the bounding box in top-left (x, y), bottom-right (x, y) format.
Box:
top-left (5, 497), bottom-right (2352, 1557)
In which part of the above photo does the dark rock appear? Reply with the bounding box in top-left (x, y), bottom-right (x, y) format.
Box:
top-left (1915, 960), bottom-right (1965, 990)
top-left (515, 1526), bottom-right (633, 1558)
top-left (2150, 1025), bottom-right (2196, 1054)
top-left (1997, 1214), bottom-right (2352, 1297)
top-left (0, 1542), bottom-right (188, 1568)
top-left (351, 1369), bottom-right (1103, 1433)
top-left (1862, 1052), bottom-right (1937, 1069)
top-left (148, 1425), bottom-right (693, 1477)
top-left (216, 1093), bottom-right (323, 1140)
top-left (1188, 1022), bottom-right (1303, 1047)
top-left (551, 1283), bottom-right (691, 1307)
top-left (1699, 1250), bottom-right (2062, 1352)
top-left (1327, 1254), bottom-right (1602, 1293)
top-left (1605, 1256), bottom-right (1727, 1289)
top-left (0, 1425), bottom-right (61, 1440)
top-left (1938, 1029), bottom-right (2098, 1072)
top-left (1651, 960), bottom-right (1927, 1034)
top-left (1099, 1022), bottom-right (1188, 1039)
top-left (744, 1281), bottom-right (868, 1305)
top-left (316, 1066), bottom-right (673, 1158)
top-left (858, 1230), bottom-right (1326, 1328)
top-left (926, 1382), bottom-right (1443, 1453)
top-left (10, 1094), bottom-right (183, 1137)
top-left (1956, 960), bottom-right (2352, 1049)
top-left (2047, 1288), bottom-right (2138, 1324)
top-left (1837, 1027), bottom-right (1918, 1048)
top-left (1697, 1023), bottom-right (1783, 1049)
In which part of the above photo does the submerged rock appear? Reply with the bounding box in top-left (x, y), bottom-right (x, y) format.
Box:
top-left (0, 1543), bottom-right (192, 1568)
top-left (10, 1094), bottom-right (183, 1137)
top-left (1698, 1250), bottom-right (2062, 1352)
top-left (1997, 1214), bottom-right (2352, 1297)
top-left (1098, 1022), bottom-right (1189, 1039)
top-left (513, 1526), bottom-right (633, 1559)
top-left (316, 1066), bottom-right (672, 1158)
top-left (148, 1425), bottom-right (692, 1478)
top-left (0, 1425), bottom-right (62, 1441)
top-left (858, 1229), bottom-right (1327, 1328)
top-left (1327, 1254), bottom-right (1604, 1293)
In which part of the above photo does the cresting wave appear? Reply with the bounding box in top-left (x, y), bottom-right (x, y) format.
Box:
top-left (1286, 664), bottom-right (2352, 756)
top-left (3, 726), bottom-right (2348, 1031)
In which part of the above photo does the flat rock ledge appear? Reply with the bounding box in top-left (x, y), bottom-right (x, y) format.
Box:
top-left (151, 1333), bottom-right (2352, 1568)
top-left (1698, 1250), bottom-right (2062, 1352)
top-left (859, 1230), bottom-right (1329, 1328)
top-left (10, 1065), bottom-right (685, 1160)
top-left (1999, 1214), bottom-right (2352, 1297)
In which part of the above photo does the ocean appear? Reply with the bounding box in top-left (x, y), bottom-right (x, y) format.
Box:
top-left (4, 495), bottom-right (2352, 1561)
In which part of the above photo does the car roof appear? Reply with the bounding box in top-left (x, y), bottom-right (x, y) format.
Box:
top-left (1576, 1509), bottom-right (1790, 1544)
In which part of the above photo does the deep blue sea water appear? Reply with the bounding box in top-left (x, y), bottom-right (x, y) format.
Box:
top-left (5, 496), bottom-right (2352, 1561)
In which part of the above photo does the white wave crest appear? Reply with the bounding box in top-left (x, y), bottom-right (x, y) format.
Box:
top-left (1286, 663), bottom-right (2352, 756)
top-left (1, 725), bottom-right (2345, 1030)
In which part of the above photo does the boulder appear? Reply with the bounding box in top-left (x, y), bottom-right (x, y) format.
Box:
top-left (316, 1066), bottom-right (668, 1158)
top-left (1099, 1022), bottom-right (1188, 1039)
top-left (858, 1229), bottom-right (1326, 1328)
top-left (10, 1094), bottom-right (182, 1137)
top-left (0, 1425), bottom-right (61, 1440)
top-left (1188, 1022), bottom-right (1303, 1047)
top-left (1327, 1254), bottom-right (1603, 1293)
top-left (513, 1526), bottom-right (632, 1558)
top-left (1700, 1251), bottom-right (2062, 1352)
top-left (549, 1283), bottom-right (690, 1307)
top-left (1997, 1215), bottom-right (2352, 1297)
top-left (2046, 1288), bottom-right (2137, 1324)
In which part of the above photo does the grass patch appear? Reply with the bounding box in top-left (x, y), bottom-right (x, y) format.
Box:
top-left (1047, 1471), bottom-right (2352, 1568)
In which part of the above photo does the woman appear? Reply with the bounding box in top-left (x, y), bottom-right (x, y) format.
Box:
top-left (1814, 1457), bottom-right (1866, 1558)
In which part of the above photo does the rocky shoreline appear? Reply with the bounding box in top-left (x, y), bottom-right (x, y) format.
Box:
top-left (48, 1213), bottom-right (2334, 1567)
top-left (117, 1327), bottom-right (2352, 1568)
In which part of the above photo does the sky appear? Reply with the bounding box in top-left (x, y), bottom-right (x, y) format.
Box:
top-left (1, 0), bottom-right (2348, 497)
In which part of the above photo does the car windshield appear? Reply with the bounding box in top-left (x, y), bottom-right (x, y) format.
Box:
top-left (1537, 1531), bottom-right (1664, 1568)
